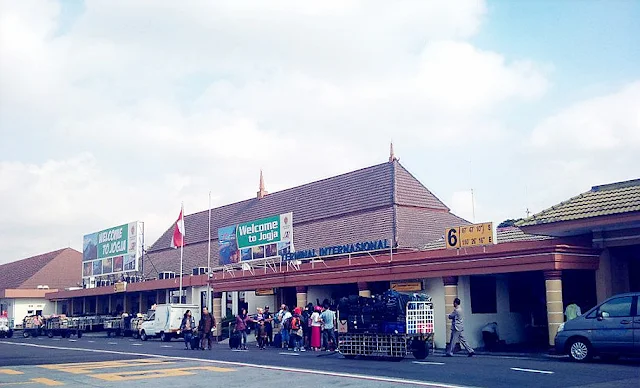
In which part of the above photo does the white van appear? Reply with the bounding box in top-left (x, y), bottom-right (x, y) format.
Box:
top-left (139, 304), bottom-right (200, 342)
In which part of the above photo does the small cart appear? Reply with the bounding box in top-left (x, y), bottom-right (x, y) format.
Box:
top-left (45, 316), bottom-right (85, 338)
top-left (338, 300), bottom-right (434, 361)
top-left (0, 316), bottom-right (13, 338)
top-left (22, 316), bottom-right (44, 338)
top-left (104, 314), bottom-right (136, 337)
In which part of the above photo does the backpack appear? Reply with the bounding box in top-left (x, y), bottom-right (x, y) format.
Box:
top-left (290, 317), bottom-right (301, 330)
top-left (283, 317), bottom-right (292, 330)
top-left (302, 311), bottom-right (311, 328)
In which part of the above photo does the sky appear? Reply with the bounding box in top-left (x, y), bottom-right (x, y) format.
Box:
top-left (0, 0), bottom-right (638, 264)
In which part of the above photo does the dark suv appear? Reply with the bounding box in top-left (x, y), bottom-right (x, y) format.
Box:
top-left (555, 292), bottom-right (640, 361)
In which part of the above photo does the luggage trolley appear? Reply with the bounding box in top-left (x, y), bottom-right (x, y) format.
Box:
top-left (338, 299), bottom-right (434, 361)
top-left (45, 316), bottom-right (85, 338)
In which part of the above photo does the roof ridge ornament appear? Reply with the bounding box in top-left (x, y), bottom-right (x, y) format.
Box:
top-left (389, 142), bottom-right (398, 163)
top-left (257, 169), bottom-right (268, 199)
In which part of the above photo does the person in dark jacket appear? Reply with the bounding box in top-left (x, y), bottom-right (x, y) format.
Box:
top-left (263, 306), bottom-right (273, 346)
top-left (235, 308), bottom-right (250, 350)
top-left (198, 307), bottom-right (216, 350)
top-left (180, 310), bottom-right (196, 350)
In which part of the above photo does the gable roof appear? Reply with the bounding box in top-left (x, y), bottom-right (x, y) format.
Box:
top-left (518, 178), bottom-right (640, 227)
top-left (143, 161), bottom-right (461, 277)
top-left (0, 248), bottom-right (82, 292)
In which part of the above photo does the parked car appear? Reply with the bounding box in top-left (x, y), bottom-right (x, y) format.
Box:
top-left (139, 304), bottom-right (200, 342)
top-left (555, 292), bottom-right (640, 362)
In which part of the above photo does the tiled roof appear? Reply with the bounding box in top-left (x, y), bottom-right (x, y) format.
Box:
top-left (518, 178), bottom-right (640, 227)
top-left (143, 161), bottom-right (463, 277)
top-left (421, 226), bottom-right (549, 250)
top-left (0, 248), bottom-right (82, 291)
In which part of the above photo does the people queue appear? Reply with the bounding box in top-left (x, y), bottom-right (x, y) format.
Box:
top-left (235, 303), bottom-right (337, 352)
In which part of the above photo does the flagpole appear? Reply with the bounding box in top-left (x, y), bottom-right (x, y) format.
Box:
top-left (179, 202), bottom-right (184, 303)
top-left (207, 191), bottom-right (212, 311)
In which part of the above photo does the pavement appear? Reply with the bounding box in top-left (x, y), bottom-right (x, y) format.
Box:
top-left (1, 335), bottom-right (638, 388)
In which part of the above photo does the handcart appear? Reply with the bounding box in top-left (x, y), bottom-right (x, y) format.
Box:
top-left (338, 297), bottom-right (434, 361)
top-left (22, 315), bottom-right (44, 338)
top-left (105, 314), bottom-right (135, 337)
top-left (45, 316), bottom-right (85, 338)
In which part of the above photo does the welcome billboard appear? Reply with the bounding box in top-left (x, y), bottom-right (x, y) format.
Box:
top-left (218, 212), bottom-right (293, 265)
top-left (82, 221), bottom-right (144, 278)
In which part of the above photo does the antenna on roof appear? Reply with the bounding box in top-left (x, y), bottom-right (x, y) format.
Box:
top-left (525, 185), bottom-right (530, 218)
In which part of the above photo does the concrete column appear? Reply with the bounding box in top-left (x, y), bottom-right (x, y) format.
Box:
top-left (123, 294), bottom-right (128, 313)
top-left (357, 282), bottom-right (371, 298)
top-left (296, 286), bottom-right (308, 309)
top-left (545, 271), bottom-right (564, 347)
top-left (443, 276), bottom-right (458, 344)
top-left (108, 295), bottom-right (112, 314)
top-left (213, 292), bottom-right (223, 338)
top-left (70, 299), bottom-right (74, 316)
top-left (231, 291), bottom-right (239, 316)
top-left (82, 297), bottom-right (87, 314)
top-left (96, 296), bottom-right (100, 314)
top-left (138, 293), bottom-right (144, 314)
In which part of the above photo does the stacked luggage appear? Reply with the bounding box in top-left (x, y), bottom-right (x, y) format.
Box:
top-left (338, 291), bottom-right (431, 335)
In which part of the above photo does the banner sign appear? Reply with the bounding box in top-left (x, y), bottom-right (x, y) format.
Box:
top-left (255, 288), bottom-right (275, 296)
top-left (283, 239), bottom-right (390, 261)
top-left (445, 222), bottom-right (493, 249)
top-left (391, 281), bottom-right (423, 292)
top-left (82, 221), bottom-right (143, 278)
top-left (218, 213), bottom-right (293, 265)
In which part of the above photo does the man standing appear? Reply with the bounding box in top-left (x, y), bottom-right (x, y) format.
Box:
top-left (263, 306), bottom-right (273, 346)
top-left (199, 307), bottom-right (216, 351)
top-left (445, 298), bottom-right (474, 357)
top-left (320, 304), bottom-right (336, 351)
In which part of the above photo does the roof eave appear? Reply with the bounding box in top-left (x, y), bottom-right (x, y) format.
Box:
top-left (519, 211), bottom-right (640, 237)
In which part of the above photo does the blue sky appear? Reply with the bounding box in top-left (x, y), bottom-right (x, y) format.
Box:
top-left (0, 0), bottom-right (638, 263)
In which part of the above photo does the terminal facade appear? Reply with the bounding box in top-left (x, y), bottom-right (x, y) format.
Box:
top-left (43, 154), bottom-right (640, 349)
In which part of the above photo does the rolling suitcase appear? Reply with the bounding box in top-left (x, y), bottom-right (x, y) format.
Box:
top-left (190, 335), bottom-right (201, 350)
top-left (273, 332), bottom-right (282, 348)
top-left (229, 331), bottom-right (241, 349)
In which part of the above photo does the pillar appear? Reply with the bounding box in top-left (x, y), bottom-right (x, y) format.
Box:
top-left (296, 286), bottom-right (308, 309)
top-left (138, 293), bottom-right (144, 314)
top-left (108, 295), bottom-right (112, 314)
top-left (545, 271), bottom-right (564, 347)
top-left (82, 297), bottom-right (87, 314)
top-left (212, 292), bottom-right (223, 338)
top-left (123, 294), bottom-right (128, 313)
top-left (96, 296), bottom-right (100, 314)
top-left (443, 276), bottom-right (458, 344)
top-left (156, 290), bottom-right (162, 306)
top-left (357, 282), bottom-right (371, 298)
top-left (70, 298), bottom-right (74, 316)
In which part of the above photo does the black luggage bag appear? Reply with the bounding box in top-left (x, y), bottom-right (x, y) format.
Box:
top-left (229, 331), bottom-right (242, 349)
top-left (191, 334), bottom-right (201, 350)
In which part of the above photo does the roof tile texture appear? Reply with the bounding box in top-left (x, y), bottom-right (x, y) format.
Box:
top-left (519, 178), bottom-right (640, 226)
top-left (0, 248), bottom-right (82, 291)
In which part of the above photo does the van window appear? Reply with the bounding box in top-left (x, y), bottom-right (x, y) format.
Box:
top-left (598, 296), bottom-right (633, 318)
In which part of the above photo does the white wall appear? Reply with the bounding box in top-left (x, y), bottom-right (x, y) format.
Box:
top-left (458, 275), bottom-right (528, 349)
top-left (424, 278), bottom-right (447, 349)
top-left (307, 285), bottom-right (346, 307)
top-left (4, 298), bottom-right (55, 325)
top-left (244, 291), bottom-right (276, 315)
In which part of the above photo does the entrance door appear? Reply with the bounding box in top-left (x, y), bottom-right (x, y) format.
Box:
top-left (590, 295), bottom-right (634, 354)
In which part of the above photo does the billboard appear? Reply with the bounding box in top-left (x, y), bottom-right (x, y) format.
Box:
top-left (82, 221), bottom-right (144, 278)
top-left (218, 213), bottom-right (293, 265)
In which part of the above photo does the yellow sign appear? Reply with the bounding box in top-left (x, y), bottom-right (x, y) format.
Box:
top-left (114, 282), bottom-right (127, 293)
top-left (255, 288), bottom-right (275, 296)
top-left (445, 222), bottom-right (493, 249)
top-left (390, 281), bottom-right (422, 292)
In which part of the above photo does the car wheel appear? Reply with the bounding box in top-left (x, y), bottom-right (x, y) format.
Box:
top-left (140, 331), bottom-right (148, 341)
top-left (47, 330), bottom-right (54, 338)
top-left (23, 331), bottom-right (30, 338)
top-left (132, 332), bottom-right (139, 339)
top-left (568, 338), bottom-right (592, 362)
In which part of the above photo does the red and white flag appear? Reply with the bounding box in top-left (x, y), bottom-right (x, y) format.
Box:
top-left (171, 205), bottom-right (185, 248)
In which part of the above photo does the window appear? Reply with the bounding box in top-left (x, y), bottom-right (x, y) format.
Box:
top-left (598, 297), bottom-right (632, 318)
top-left (470, 276), bottom-right (497, 314)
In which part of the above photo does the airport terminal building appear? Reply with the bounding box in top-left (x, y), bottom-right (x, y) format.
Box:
top-left (45, 153), bottom-right (640, 349)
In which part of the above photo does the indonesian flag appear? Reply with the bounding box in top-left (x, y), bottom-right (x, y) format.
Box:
top-left (171, 206), bottom-right (185, 248)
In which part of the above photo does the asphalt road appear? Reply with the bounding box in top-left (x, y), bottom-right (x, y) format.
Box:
top-left (1, 335), bottom-right (638, 388)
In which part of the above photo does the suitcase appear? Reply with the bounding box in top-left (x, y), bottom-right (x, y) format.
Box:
top-left (229, 331), bottom-right (241, 349)
top-left (191, 335), bottom-right (201, 350)
top-left (273, 333), bottom-right (282, 348)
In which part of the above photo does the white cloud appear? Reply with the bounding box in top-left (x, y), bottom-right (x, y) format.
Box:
top-left (4, 0), bottom-right (632, 264)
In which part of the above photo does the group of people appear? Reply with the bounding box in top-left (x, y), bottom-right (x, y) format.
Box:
top-left (235, 303), bottom-right (337, 352)
top-left (180, 307), bottom-right (216, 350)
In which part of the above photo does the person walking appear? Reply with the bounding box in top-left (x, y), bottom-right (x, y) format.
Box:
top-left (180, 310), bottom-right (196, 350)
top-left (235, 308), bottom-right (251, 350)
top-left (263, 306), bottom-right (273, 346)
top-left (198, 307), bottom-right (216, 350)
top-left (445, 298), bottom-right (474, 357)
